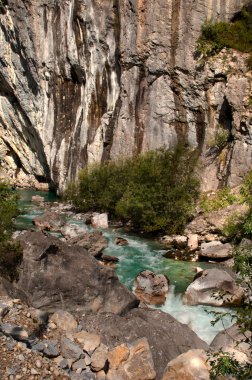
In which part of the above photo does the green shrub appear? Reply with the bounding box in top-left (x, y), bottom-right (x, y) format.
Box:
top-left (220, 170), bottom-right (252, 239)
top-left (0, 181), bottom-right (22, 281)
top-left (197, 9), bottom-right (252, 69)
top-left (0, 240), bottom-right (22, 281)
top-left (200, 187), bottom-right (240, 213)
top-left (65, 146), bottom-right (200, 234)
top-left (208, 124), bottom-right (229, 150)
top-left (0, 181), bottom-right (19, 242)
top-left (222, 212), bottom-right (245, 238)
top-left (208, 245), bottom-right (252, 379)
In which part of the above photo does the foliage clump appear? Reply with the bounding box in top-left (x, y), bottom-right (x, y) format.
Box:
top-left (208, 244), bottom-right (252, 379)
top-left (200, 187), bottom-right (241, 213)
top-left (222, 171), bottom-right (252, 239)
top-left (0, 181), bottom-right (22, 281)
top-left (208, 124), bottom-right (230, 150)
top-left (197, 9), bottom-right (252, 69)
top-left (65, 146), bottom-right (200, 234)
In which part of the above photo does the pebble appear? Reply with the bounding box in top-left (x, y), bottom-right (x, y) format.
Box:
top-left (17, 354), bottom-right (25, 361)
top-left (35, 359), bottom-right (42, 368)
top-left (31, 368), bottom-right (39, 375)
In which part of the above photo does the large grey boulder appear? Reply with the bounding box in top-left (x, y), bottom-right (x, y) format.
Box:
top-left (33, 212), bottom-right (65, 232)
top-left (134, 270), bottom-right (169, 305)
top-left (161, 349), bottom-right (210, 380)
top-left (199, 241), bottom-right (233, 260)
top-left (12, 231), bottom-right (138, 314)
top-left (211, 324), bottom-right (252, 363)
top-left (68, 231), bottom-right (108, 258)
top-left (78, 308), bottom-right (208, 380)
top-left (183, 268), bottom-right (244, 306)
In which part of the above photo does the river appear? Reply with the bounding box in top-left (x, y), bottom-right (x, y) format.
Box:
top-left (15, 190), bottom-right (233, 344)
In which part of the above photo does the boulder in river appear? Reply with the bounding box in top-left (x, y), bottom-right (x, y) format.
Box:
top-left (134, 270), bottom-right (169, 305)
top-left (61, 223), bottom-right (88, 239)
top-left (114, 237), bottom-right (128, 246)
top-left (161, 235), bottom-right (187, 249)
top-left (31, 195), bottom-right (44, 203)
top-left (33, 211), bottom-right (65, 232)
top-left (183, 268), bottom-right (244, 307)
top-left (68, 231), bottom-right (108, 258)
top-left (11, 231), bottom-right (138, 314)
top-left (91, 213), bottom-right (108, 229)
top-left (199, 241), bottom-right (233, 261)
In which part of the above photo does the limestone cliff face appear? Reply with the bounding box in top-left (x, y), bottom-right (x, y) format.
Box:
top-left (0, 0), bottom-right (251, 191)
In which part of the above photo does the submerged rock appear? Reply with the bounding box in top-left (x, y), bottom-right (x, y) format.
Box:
top-left (31, 195), bottom-right (45, 203)
top-left (115, 237), bottom-right (129, 246)
top-left (12, 231), bottom-right (138, 314)
top-left (183, 268), bottom-right (244, 307)
top-left (134, 270), bottom-right (169, 305)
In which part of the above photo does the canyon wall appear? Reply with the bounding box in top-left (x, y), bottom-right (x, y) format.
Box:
top-left (0, 0), bottom-right (251, 191)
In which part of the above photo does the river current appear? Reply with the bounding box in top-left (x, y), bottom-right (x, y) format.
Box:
top-left (15, 190), bottom-right (233, 344)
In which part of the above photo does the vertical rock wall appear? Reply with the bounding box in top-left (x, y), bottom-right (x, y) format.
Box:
top-left (0, 0), bottom-right (251, 191)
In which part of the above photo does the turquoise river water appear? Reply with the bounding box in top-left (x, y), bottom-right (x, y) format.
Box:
top-left (15, 190), bottom-right (233, 344)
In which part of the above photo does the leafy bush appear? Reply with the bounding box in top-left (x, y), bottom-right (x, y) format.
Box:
top-left (208, 245), bottom-right (252, 379)
top-left (208, 124), bottom-right (229, 150)
top-left (197, 8), bottom-right (252, 69)
top-left (65, 146), bottom-right (200, 234)
top-left (0, 181), bottom-right (19, 242)
top-left (200, 187), bottom-right (240, 213)
top-left (0, 181), bottom-right (22, 281)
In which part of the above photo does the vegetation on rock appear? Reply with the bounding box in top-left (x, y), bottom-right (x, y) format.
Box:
top-left (197, 8), bottom-right (252, 69)
top-left (207, 173), bottom-right (252, 378)
top-left (65, 146), bottom-right (200, 234)
top-left (200, 187), bottom-right (241, 213)
top-left (0, 181), bottom-right (22, 281)
top-left (221, 171), bottom-right (252, 239)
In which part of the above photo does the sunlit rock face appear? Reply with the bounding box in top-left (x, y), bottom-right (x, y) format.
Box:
top-left (0, 0), bottom-right (251, 191)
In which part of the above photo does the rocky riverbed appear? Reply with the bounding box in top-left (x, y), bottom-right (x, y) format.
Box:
top-left (0, 190), bottom-right (250, 379)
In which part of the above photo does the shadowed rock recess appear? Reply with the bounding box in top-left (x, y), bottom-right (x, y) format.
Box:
top-left (0, 0), bottom-right (251, 191)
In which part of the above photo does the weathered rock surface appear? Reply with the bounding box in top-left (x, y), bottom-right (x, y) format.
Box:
top-left (115, 237), bottom-right (129, 246)
top-left (186, 204), bottom-right (249, 236)
top-left (134, 270), bottom-right (169, 305)
top-left (74, 331), bottom-right (101, 354)
top-left (161, 235), bottom-right (188, 249)
top-left (161, 349), bottom-right (210, 380)
top-left (199, 241), bottom-right (233, 260)
top-left (107, 338), bottom-right (156, 380)
top-left (61, 224), bottom-right (88, 239)
top-left (33, 212), bottom-right (65, 231)
top-left (10, 231), bottom-right (138, 314)
top-left (91, 214), bottom-right (109, 229)
top-left (68, 231), bottom-right (108, 258)
top-left (183, 268), bottom-right (244, 306)
top-left (78, 308), bottom-right (208, 379)
top-left (49, 310), bottom-right (78, 333)
top-left (211, 324), bottom-right (252, 363)
top-left (0, 1), bottom-right (251, 192)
